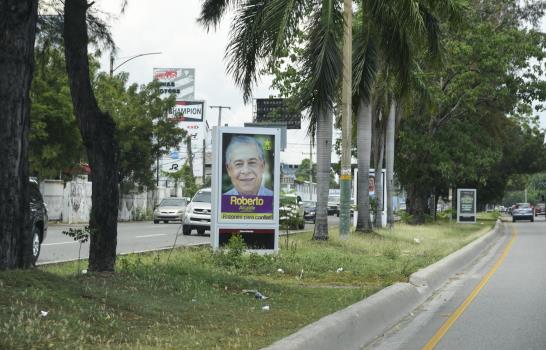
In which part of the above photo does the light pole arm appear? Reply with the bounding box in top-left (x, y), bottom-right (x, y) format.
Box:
top-left (110, 52), bottom-right (162, 76)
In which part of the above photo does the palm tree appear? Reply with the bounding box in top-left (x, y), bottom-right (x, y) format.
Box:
top-left (352, 0), bottom-right (462, 231)
top-left (199, 0), bottom-right (343, 240)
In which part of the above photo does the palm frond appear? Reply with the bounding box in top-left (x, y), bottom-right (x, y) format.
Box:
top-left (352, 21), bottom-right (378, 103)
top-left (198, 0), bottom-right (242, 31)
top-left (299, 0), bottom-right (344, 137)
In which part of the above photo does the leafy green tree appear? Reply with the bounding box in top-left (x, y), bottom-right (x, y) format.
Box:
top-left (295, 158), bottom-right (314, 183)
top-left (30, 47), bottom-right (85, 179)
top-left (396, 0), bottom-right (546, 223)
top-left (94, 73), bottom-right (184, 192)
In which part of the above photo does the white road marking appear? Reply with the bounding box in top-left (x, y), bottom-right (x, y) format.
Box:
top-left (42, 241), bottom-right (77, 246)
top-left (136, 234), bottom-right (169, 238)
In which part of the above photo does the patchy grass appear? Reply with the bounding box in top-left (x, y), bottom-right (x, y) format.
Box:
top-left (0, 213), bottom-right (497, 350)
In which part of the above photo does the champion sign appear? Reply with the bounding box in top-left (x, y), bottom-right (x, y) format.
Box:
top-left (170, 101), bottom-right (204, 122)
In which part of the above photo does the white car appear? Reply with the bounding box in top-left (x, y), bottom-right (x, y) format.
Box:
top-left (182, 188), bottom-right (211, 235)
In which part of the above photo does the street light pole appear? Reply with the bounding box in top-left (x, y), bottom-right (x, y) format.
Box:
top-left (210, 105), bottom-right (231, 126)
top-left (109, 51), bottom-right (162, 76)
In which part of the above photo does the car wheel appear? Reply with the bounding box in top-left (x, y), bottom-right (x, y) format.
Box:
top-left (298, 220), bottom-right (305, 230)
top-left (182, 225), bottom-right (191, 235)
top-left (531, 217), bottom-right (534, 222)
top-left (163, 220), bottom-right (169, 224)
top-left (197, 228), bottom-right (206, 236)
top-left (153, 220), bottom-right (159, 224)
top-left (32, 226), bottom-right (41, 265)
top-left (512, 217), bottom-right (516, 222)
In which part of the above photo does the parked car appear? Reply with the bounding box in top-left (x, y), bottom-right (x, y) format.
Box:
top-left (534, 203), bottom-right (545, 216)
top-left (30, 179), bottom-right (48, 265)
top-left (512, 203), bottom-right (534, 222)
top-left (302, 200), bottom-right (317, 222)
top-left (153, 197), bottom-right (187, 224)
top-left (182, 188), bottom-right (211, 235)
top-left (327, 195), bottom-right (340, 216)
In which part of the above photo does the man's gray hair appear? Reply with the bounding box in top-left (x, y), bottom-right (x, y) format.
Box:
top-left (225, 135), bottom-right (264, 165)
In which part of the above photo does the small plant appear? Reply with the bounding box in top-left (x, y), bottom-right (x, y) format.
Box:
top-left (213, 234), bottom-right (247, 269)
top-left (62, 226), bottom-right (91, 275)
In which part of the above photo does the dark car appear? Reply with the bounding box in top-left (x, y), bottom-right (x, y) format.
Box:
top-left (30, 180), bottom-right (48, 264)
top-left (535, 203), bottom-right (545, 216)
top-left (302, 201), bottom-right (317, 222)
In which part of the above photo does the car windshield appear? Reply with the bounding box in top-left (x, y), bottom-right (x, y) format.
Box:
top-left (328, 196), bottom-right (340, 203)
top-left (302, 201), bottom-right (316, 208)
top-left (193, 191), bottom-right (211, 203)
top-left (159, 198), bottom-right (185, 207)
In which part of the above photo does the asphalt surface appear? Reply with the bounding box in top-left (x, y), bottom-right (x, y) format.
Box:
top-left (367, 215), bottom-right (546, 350)
top-left (38, 217), bottom-right (337, 265)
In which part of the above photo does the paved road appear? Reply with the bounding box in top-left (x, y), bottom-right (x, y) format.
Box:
top-left (38, 216), bottom-right (339, 265)
top-left (367, 215), bottom-right (546, 350)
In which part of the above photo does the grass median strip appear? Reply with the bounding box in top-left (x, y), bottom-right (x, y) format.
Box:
top-left (0, 214), bottom-right (497, 350)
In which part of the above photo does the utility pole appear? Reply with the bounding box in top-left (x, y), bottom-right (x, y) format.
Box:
top-left (202, 138), bottom-right (206, 185)
top-left (340, 0), bottom-right (353, 238)
top-left (186, 135), bottom-right (193, 175)
top-left (210, 105), bottom-right (231, 126)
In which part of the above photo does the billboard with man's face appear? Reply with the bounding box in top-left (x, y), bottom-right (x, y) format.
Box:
top-left (220, 133), bottom-right (275, 221)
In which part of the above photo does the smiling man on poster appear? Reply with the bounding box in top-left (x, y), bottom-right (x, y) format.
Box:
top-left (224, 135), bottom-right (273, 196)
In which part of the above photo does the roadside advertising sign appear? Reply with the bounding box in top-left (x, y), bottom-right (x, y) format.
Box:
top-left (160, 100), bottom-right (206, 177)
top-left (211, 127), bottom-right (280, 252)
top-left (353, 168), bottom-right (387, 227)
top-left (255, 98), bottom-right (301, 129)
top-left (457, 188), bottom-right (476, 223)
top-left (153, 68), bottom-right (195, 100)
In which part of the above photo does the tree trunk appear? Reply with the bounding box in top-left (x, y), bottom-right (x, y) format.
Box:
top-left (64, 0), bottom-right (120, 272)
top-left (374, 133), bottom-right (384, 227)
top-left (386, 99), bottom-right (396, 226)
top-left (313, 108), bottom-right (333, 240)
top-left (356, 99), bottom-right (372, 232)
top-left (407, 183), bottom-right (428, 224)
top-left (372, 109), bottom-right (386, 228)
top-left (0, 0), bottom-right (38, 269)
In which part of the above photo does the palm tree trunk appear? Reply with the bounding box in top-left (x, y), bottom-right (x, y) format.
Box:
top-left (356, 99), bottom-right (372, 232)
top-left (386, 98), bottom-right (396, 225)
top-left (313, 108), bottom-right (333, 240)
top-left (64, 0), bottom-right (120, 272)
top-left (0, 0), bottom-right (38, 269)
top-left (374, 133), bottom-right (385, 227)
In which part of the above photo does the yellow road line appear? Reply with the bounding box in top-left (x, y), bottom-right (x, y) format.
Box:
top-left (422, 224), bottom-right (516, 350)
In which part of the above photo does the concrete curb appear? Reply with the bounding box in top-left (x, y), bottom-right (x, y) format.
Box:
top-left (263, 219), bottom-right (503, 350)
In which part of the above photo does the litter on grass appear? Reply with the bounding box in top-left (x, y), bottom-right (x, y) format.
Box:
top-left (242, 289), bottom-right (269, 300)
top-left (336, 267), bottom-right (344, 273)
top-left (277, 268), bottom-right (284, 273)
top-left (40, 310), bottom-right (48, 317)
top-left (262, 305), bottom-right (270, 311)
top-left (413, 238), bottom-right (421, 244)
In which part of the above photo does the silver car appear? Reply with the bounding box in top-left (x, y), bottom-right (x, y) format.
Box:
top-left (182, 188), bottom-right (211, 235)
top-left (153, 197), bottom-right (187, 224)
top-left (512, 202), bottom-right (534, 222)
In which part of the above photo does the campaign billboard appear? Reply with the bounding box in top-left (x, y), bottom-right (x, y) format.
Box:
top-left (153, 68), bottom-right (195, 100)
top-left (211, 127), bottom-right (280, 252)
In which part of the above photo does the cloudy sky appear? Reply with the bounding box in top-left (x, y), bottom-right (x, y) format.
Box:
top-left (95, 0), bottom-right (323, 165)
